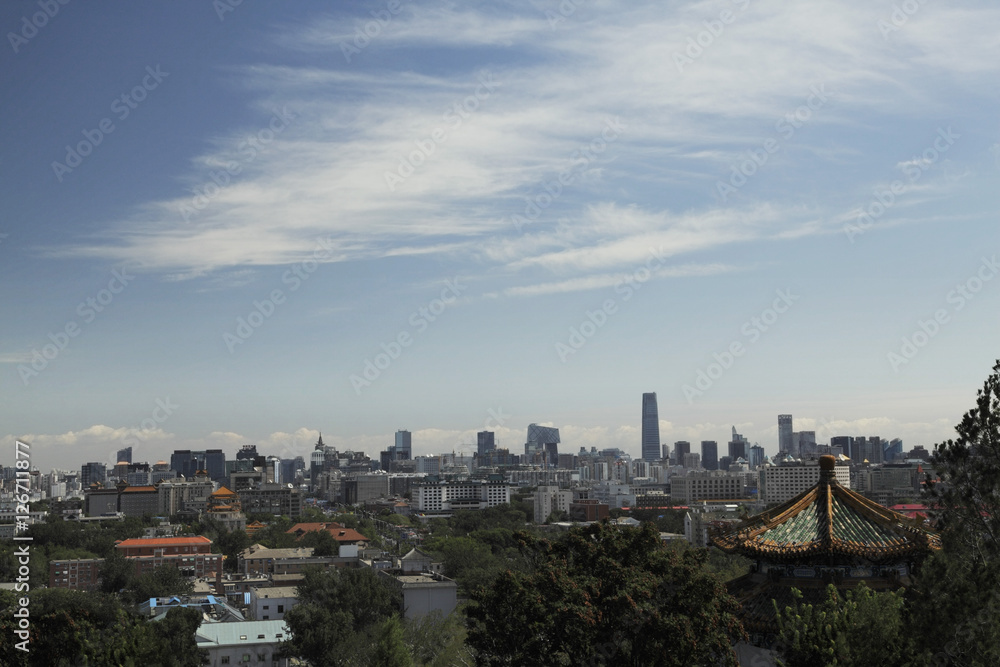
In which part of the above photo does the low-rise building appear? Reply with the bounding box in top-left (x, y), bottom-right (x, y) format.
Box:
top-left (413, 477), bottom-right (511, 514)
top-left (758, 459), bottom-right (851, 504)
top-left (249, 586), bottom-right (299, 621)
top-left (49, 558), bottom-right (103, 591)
top-left (239, 484), bottom-right (302, 518)
top-left (379, 571), bottom-right (458, 620)
top-left (195, 620), bottom-right (290, 667)
top-left (670, 471), bottom-right (748, 504)
top-left (532, 485), bottom-right (572, 523)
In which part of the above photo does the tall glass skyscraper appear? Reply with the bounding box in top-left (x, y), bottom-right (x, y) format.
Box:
top-left (778, 414), bottom-right (793, 456)
top-left (641, 393), bottom-right (660, 461)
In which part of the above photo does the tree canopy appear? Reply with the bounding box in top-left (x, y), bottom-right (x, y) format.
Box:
top-left (465, 522), bottom-right (746, 666)
top-left (280, 565), bottom-right (402, 666)
top-left (909, 359), bottom-right (1000, 664)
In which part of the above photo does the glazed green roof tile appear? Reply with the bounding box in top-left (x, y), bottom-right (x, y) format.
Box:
top-left (711, 455), bottom-right (941, 563)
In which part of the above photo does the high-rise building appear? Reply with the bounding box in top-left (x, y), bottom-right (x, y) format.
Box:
top-left (778, 415), bottom-right (793, 456)
top-left (830, 436), bottom-right (851, 459)
top-left (661, 444), bottom-right (670, 460)
top-left (641, 393), bottom-right (660, 461)
top-left (81, 462), bottom-right (107, 488)
top-left (477, 431), bottom-right (496, 457)
top-left (394, 430), bottom-right (412, 460)
top-left (525, 424), bottom-right (560, 465)
top-left (793, 431), bottom-right (817, 459)
top-left (170, 450), bottom-right (226, 482)
top-left (728, 427), bottom-right (748, 462)
top-left (885, 438), bottom-right (903, 462)
top-left (748, 444), bottom-right (765, 469)
top-left (673, 441), bottom-right (691, 463)
top-left (701, 441), bottom-right (719, 470)
top-left (116, 447), bottom-right (132, 465)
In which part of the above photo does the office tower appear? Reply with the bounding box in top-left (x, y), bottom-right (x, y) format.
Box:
top-left (477, 431), bottom-right (496, 457)
top-left (170, 449), bottom-right (226, 482)
top-left (236, 444), bottom-right (259, 460)
top-left (701, 441), bottom-right (719, 470)
top-left (885, 438), bottom-right (903, 462)
top-left (641, 393), bottom-right (661, 461)
top-left (794, 431), bottom-right (817, 459)
top-left (748, 444), bottom-right (765, 469)
top-left (673, 441), bottom-right (691, 462)
top-left (395, 430), bottom-right (412, 459)
top-left (81, 462), bottom-right (107, 488)
top-left (116, 447), bottom-right (132, 465)
top-left (525, 424), bottom-right (560, 464)
top-left (661, 444), bottom-right (670, 460)
top-left (728, 427), bottom-right (748, 461)
top-left (829, 436), bottom-right (850, 459)
top-left (778, 415), bottom-right (793, 456)
top-left (681, 452), bottom-right (701, 469)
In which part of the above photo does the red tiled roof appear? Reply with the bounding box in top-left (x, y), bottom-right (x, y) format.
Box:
top-left (286, 522), bottom-right (368, 543)
top-left (121, 486), bottom-right (158, 493)
top-left (115, 536), bottom-right (212, 548)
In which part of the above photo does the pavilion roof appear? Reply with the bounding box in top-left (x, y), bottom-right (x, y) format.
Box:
top-left (712, 456), bottom-right (940, 563)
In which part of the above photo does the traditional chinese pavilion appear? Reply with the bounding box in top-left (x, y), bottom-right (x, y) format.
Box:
top-left (712, 455), bottom-right (940, 644)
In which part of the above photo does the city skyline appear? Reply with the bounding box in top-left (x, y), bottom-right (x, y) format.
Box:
top-left (14, 406), bottom-right (935, 474)
top-left (3, 2), bottom-right (1000, 474)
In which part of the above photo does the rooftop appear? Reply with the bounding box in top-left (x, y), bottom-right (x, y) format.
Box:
top-left (195, 620), bottom-right (289, 648)
top-left (286, 522), bottom-right (368, 543)
top-left (713, 456), bottom-right (940, 563)
top-left (116, 536), bottom-right (212, 548)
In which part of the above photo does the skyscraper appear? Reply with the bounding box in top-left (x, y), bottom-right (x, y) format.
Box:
top-left (477, 431), bottom-right (496, 457)
top-left (116, 446), bottom-right (132, 464)
top-left (778, 414), bottom-right (793, 456)
top-left (728, 427), bottom-right (748, 461)
top-left (673, 441), bottom-right (691, 462)
top-left (701, 441), bottom-right (719, 470)
top-left (641, 393), bottom-right (660, 461)
top-left (394, 430), bottom-right (412, 460)
top-left (81, 462), bottom-right (107, 488)
top-left (526, 424), bottom-right (560, 465)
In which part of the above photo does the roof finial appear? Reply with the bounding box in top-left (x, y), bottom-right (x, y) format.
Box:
top-left (820, 454), bottom-right (836, 482)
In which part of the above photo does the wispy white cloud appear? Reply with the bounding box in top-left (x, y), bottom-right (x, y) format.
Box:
top-left (47, 0), bottom-right (1000, 296)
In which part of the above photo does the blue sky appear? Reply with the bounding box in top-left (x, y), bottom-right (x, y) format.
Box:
top-left (3, 0), bottom-right (1000, 472)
